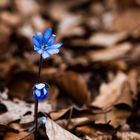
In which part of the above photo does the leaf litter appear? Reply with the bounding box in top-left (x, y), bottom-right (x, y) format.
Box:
top-left (0, 0), bottom-right (140, 139)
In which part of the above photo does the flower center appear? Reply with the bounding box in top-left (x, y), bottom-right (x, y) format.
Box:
top-left (41, 45), bottom-right (47, 50)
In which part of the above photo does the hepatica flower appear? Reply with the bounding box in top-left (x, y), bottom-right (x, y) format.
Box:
top-left (32, 27), bottom-right (62, 59)
top-left (33, 83), bottom-right (49, 101)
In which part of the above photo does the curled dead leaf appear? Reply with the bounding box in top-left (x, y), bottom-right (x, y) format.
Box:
top-left (91, 72), bottom-right (128, 108)
top-left (87, 43), bottom-right (132, 62)
top-left (55, 72), bottom-right (91, 106)
top-left (45, 118), bottom-right (81, 140)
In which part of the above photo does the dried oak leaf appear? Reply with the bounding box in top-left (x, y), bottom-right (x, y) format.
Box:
top-left (45, 118), bottom-right (81, 140)
top-left (47, 85), bottom-right (59, 109)
top-left (125, 46), bottom-right (140, 65)
top-left (55, 72), bottom-right (91, 106)
top-left (117, 131), bottom-right (140, 140)
top-left (50, 106), bottom-right (94, 121)
top-left (4, 131), bottom-right (33, 140)
top-left (0, 58), bottom-right (17, 78)
top-left (75, 122), bottom-right (114, 138)
top-left (0, 98), bottom-right (51, 125)
top-left (0, 0), bottom-right (9, 8)
top-left (87, 43), bottom-right (132, 62)
top-left (0, 124), bottom-right (18, 136)
top-left (58, 14), bottom-right (85, 38)
top-left (0, 12), bottom-right (21, 27)
top-left (56, 117), bottom-right (92, 131)
top-left (50, 106), bottom-right (95, 130)
top-left (111, 9), bottom-right (140, 36)
top-left (114, 82), bottom-right (133, 109)
top-left (76, 125), bottom-right (97, 137)
top-left (4, 123), bottom-right (33, 140)
top-left (14, 0), bottom-right (39, 16)
top-left (91, 72), bottom-right (129, 109)
top-left (128, 69), bottom-right (138, 97)
top-left (88, 32), bottom-right (127, 47)
top-left (94, 108), bottom-right (131, 128)
top-left (7, 71), bottom-right (38, 100)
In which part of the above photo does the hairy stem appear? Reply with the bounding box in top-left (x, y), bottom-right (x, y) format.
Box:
top-left (34, 55), bottom-right (43, 140)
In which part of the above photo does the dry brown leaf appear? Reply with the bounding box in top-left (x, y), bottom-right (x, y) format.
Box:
top-left (4, 131), bottom-right (33, 140)
top-left (0, 124), bottom-right (18, 136)
top-left (128, 69), bottom-right (138, 96)
top-left (55, 72), bottom-right (91, 105)
top-left (0, 98), bottom-right (51, 125)
top-left (91, 72), bottom-right (128, 108)
top-left (41, 67), bottom-right (59, 78)
top-left (15, 0), bottom-right (39, 16)
top-left (18, 23), bottom-right (34, 41)
top-left (67, 56), bottom-right (88, 66)
top-left (3, 122), bottom-right (34, 140)
top-left (75, 122), bottom-right (114, 139)
top-left (112, 9), bottom-right (140, 36)
top-left (76, 125), bottom-right (97, 137)
top-left (117, 131), bottom-right (140, 140)
top-left (30, 14), bottom-right (46, 32)
top-left (114, 82), bottom-right (133, 109)
top-left (19, 115), bottom-right (34, 125)
top-left (87, 43), bottom-right (132, 62)
top-left (58, 14), bottom-right (84, 38)
top-left (50, 106), bottom-right (95, 123)
top-left (48, 85), bottom-right (59, 109)
top-left (97, 109), bottom-right (131, 128)
top-left (45, 118), bottom-right (81, 140)
top-left (7, 71), bottom-right (38, 100)
top-left (56, 117), bottom-right (91, 130)
top-left (46, 3), bottom-right (69, 21)
top-left (50, 108), bottom-right (70, 120)
top-left (84, 134), bottom-right (112, 140)
top-left (107, 110), bottom-right (131, 128)
top-left (0, 0), bottom-right (9, 8)
top-left (0, 58), bottom-right (17, 77)
top-left (0, 12), bottom-right (21, 27)
top-left (88, 32), bottom-right (127, 47)
top-left (125, 46), bottom-right (140, 64)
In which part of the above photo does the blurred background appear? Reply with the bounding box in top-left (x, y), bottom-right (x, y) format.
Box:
top-left (0, 0), bottom-right (140, 139)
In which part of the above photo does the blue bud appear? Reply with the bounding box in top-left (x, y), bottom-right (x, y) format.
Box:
top-left (33, 83), bottom-right (49, 101)
top-left (41, 117), bottom-right (47, 124)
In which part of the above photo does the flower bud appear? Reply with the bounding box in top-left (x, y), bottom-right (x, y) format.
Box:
top-left (33, 83), bottom-right (48, 101)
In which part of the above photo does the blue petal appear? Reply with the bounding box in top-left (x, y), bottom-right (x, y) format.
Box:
top-left (47, 48), bottom-right (59, 55)
top-left (42, 51), bottom-right (50, 59)
top-left (35, 83), bottom-right (45, 89)
top-left (47, 34), bottom-right (56, 46)
top-left (43, 88), bottom-right (47, 95)
top-left (34, 45), bottom-right (40, 51)
top-left (32, 36), bottom-right (40, 48)
top-left (44, 28), bottom-right (52, 43)
top-left (33, 93), bottom-right (48, 101)
top-left (40, 94), bottom-right (48, 101)
top-left (37, 49), bottom-right (43, 55)
top-left (36, 32), bottom-right (43, 44)
top-left (52, 42), bottom-right (62, 49)
top-left (34, 89), bottom-right (41, 97)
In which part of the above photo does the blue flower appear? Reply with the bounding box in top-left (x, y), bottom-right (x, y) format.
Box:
top-left (32, 27), bottom-right (62, 59)
top-left (33, 83), bottom-right (49, 101)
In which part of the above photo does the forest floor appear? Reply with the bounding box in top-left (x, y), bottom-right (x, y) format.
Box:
top-left (0, 0), bottom-right (140, 139)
